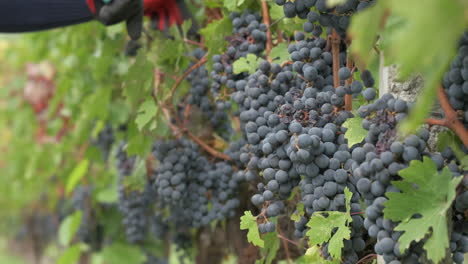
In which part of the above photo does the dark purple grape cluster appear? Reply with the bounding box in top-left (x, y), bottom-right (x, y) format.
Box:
top-left (116, 144), bottom-right (151, 244)
top-left (442, 31), bottom-right (468, 123)
top-left (151, 139), bottom-right (242, 229)
top-left (354, 94), bottom-right (468, 263)
top-left (186, 49), bottom-right (232, 137)
top-left (276, 0), bottom-right (375, 36)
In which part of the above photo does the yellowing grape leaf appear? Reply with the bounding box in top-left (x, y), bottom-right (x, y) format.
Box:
top-left (342, 116), bottom-right (367, 147)
top-left (240, 211), bottom-right (264, 247)
top-left (383, 157), bottom-right (462, 263)
top-left (305, 188), bottom-right (353, 260)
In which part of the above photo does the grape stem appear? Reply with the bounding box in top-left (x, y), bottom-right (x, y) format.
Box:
top-left (277, 224), bottom-right (291, 264)
top-left (355, 253), bottom-right (377, 264)
top-left (331, 29), bottom-right (341, 89)
top-left (154, 65), bottom-right (231, 161)
top-left (425, 86), bottom-right (468, 148)
top-left (276, 233), bottom-right (304, 249)
top-left (167, 55), bottom-right (208, 126)
top-left (260, 0), bottom-right (272, 61)
top-left (183, 39), bottom-right (206, 49)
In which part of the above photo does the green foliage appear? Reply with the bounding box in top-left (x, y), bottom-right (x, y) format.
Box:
top-left (259, 222), bottom-right (280, 264)
top-left (383, 157), bottom-right (462, 263)
top-left (57, 244), bottom-right (82, 264)
top-left (290, 202), bottom-right (305, 222)
top-left (233, 54), bottom-right (262, 74)
top-left (306, 188), bottom-right (353, 260)
top-left (270, 43), bottom-right (290, 64)
top-left (350, 0), bottom-right (467, 134)
top-left (200, 17), bottom-right (233, 62)
top-left (58, 211), bottom-right (82, 247)
top-left (99, 243), bottom-right (147, 264)
top-left (296, 246), bottom-right (339, 264)
top-left (240, 211), bottom-right (264, 247)
top-left (437, 131), bottom-right (468, 170)
top-left (66, 160), bottom-right (89, 195)
top-left (135, 99), bottom-right (158, 131)
top-left (342, 116), bottom-right (367, 147)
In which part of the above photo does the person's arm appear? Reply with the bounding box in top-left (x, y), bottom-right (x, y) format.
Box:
top-left (0, 0), bottom-right (94, 33)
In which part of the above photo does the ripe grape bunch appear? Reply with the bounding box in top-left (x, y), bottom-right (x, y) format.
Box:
top-left (116, 144), bottom-right (151, 244)
top-left (276, 0), bottom-right (375, 36)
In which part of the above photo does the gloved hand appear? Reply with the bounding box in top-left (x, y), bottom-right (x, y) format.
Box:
top-left (86, 0), bottom-right (143, 41)
top-left (143, 0), bottom-right (183, 31)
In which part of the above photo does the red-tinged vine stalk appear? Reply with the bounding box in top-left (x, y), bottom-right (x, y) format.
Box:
top-left (426, 86), bottom-right (468, 148)
top-left (260, 0), bottom-right (273, 61)
top-left (356, 253), bottom-right (377, 264)
top-left (277, 233), bottom-right (304, 249)
top-left (331, 29), bottom-right (341, 89)
top-left (184, 39), bottom-right (206, 49)
top-left (277, 224), bottom-right (292, 264)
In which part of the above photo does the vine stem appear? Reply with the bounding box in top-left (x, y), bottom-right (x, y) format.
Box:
top-left (260, 0), bottom-right (273, 61)
top-left (356, 253), bottom-right (377, 264)
top-left (168, 55), bottom-right (208, 126)
top-left (184, 39), bottom-right (206, 49)
top-left (277, 224), bottom-right (291, 264)
top-left (331, 29), bottom-right (341, 89)
top-left (425, 86), bottom-right (468, 148)
top-left (186, 131), bottom-right (232, 160)
top-left (276, 233), bottom-right (303, 249)
top-left (155, 65), bottom-right (231, 161)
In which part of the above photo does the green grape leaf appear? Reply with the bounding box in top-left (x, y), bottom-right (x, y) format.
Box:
top-left (270, 43), bottom-right (290, 64)
top-left (296, 246), bottom-right (339, 264)
top-left (58, 211), bottom-right (82, 246)
top-left (240, 211), bottom-right (264, 248)
top-left (66, 159), bottom-right (89, 195)
top-left (57, 244), bottom-right (82, 264)
top-left (261, 219), bottom-right (280, 264)
top-left (305, 188), bottom-right (353, 260)
top-left (383, 157), bottom-right (462, 263)
top-left (233, 54), bottom-right (261, 74)
top-left (123, 53), bottom-right (154, 107)
top-left (135, 99), bottom-right (158, 131)
top-left (223, 0), bottom-right (238, 11)
top-left (291, 202), bottom-right (305, 222)
top-left (436, 131), bottom-right (467, 168)
top-left (342, 116), bottom-right (367, 147)
top-left (101, 243), bottom-right (146, 264)
top-left (96, 186), bottom-right (118, 203)
top-left (200, 17), bottom-right (232, 59)
top-left (268, 1), bottom-right (284, 21)
top-left (127, 122), bottom-right (152, 156)
top-left (349, 1), bottom-right (388, 69)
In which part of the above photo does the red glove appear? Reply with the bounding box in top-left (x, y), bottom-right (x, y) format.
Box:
top-left (143, 0), bottom-right (185, 31)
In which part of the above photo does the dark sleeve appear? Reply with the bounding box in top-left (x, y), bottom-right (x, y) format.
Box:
top-left (0, 0), bottom-right (94, 33)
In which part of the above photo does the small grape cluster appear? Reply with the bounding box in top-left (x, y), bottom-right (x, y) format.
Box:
top-left (210, 10), bottom-right (267, 104)
top-left (276, 0), bottom-right (375, 36)
top-left (442, 31), bottom-right (468, 123)
top-left (186, 49), bottom-right (231, 136)
top-left (116, 145), bottom-right (151, 244)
